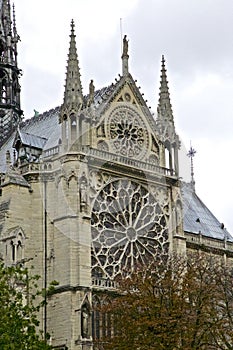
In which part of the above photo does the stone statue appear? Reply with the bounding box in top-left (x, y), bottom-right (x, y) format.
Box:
top-left (81, 305), bottom-right (89, 338)
top-left (79, 175), bottom-right (88, 211)
top-left (88, 79), bottom-right (95, 105)
top-left (123, 35), bottom-right (128, 56)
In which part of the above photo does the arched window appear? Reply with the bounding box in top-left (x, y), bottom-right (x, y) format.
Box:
top-left (5, 228), bottom-right (25, 264)
top-left (92, 295), bottom-right (100, 340)
top-left (0, 40), bottom-right (6, 61)
top-left (92, 295), bottom-right (114, 341)
top-left (17, 240), bottom-right (22, 261)
top-left (62, 114), bottom-right (68, 141)
top-left (11, 240), bottom-right (15, 262)
top-left (12, 73), bottom-right (19, 106)
top-left (102, 296), bottom-right (113, 338)
top-left (0, 70), bottom-right (8, 104)
top-left (70, 113), bottom-right (77, 141)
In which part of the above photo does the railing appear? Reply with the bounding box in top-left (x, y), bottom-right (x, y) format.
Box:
top-left (186, 233), bottom-right (233, 251)
top-left (44, 146), bottom-right (59, 158)
top-left (19, 163), bottom-right (40, 173)
top-left (92, 277), bottom-right (118, 290)
top-left (18, 145), bottom-right (176, 178)
top-left (19, 162), bottom-right (54, 174)
top-left (82, 146), bottom-right (175, 177)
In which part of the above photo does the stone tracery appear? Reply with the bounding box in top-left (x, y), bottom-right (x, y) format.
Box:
top-left (91, 179), bottom-right (169, 279)
top-left (107, 106), bottom-right (149, 159)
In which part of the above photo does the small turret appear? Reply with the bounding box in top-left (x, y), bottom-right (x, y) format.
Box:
top-left (156, 55), bottom-right (180, 175)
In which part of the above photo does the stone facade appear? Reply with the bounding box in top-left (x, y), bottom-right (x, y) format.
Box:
top-left (0, 4), bottom-right (232, 350)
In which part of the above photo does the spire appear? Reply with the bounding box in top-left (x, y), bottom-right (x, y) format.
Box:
top-left (1, 0), bottom-right (11, 37)
top-left (157, 55), bottom-right (174, 124)
top-left (0, 0), bottom-right (22, 144)
top-left (156, 56), bottom-right (180, 176)
top-left (61, 19), bottom-right (83, 117)
top-left (156, 55), bottom-right (177, 143)
top-left (187, 143), bottom-right (196, 191)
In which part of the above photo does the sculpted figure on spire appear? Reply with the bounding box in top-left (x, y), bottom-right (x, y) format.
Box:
top-left (122, 34), bottom-right (129, 76)
top-left (123, 35), bottom-right (129, 56)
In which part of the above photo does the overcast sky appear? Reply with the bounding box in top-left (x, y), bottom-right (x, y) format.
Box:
top-left (13, 0), bottom-right (233, 233)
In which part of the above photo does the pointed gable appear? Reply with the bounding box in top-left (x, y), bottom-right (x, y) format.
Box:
top-left (91, 74), bottom-right (161, 164)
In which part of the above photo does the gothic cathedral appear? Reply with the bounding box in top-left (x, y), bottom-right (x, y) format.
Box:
top-left (0, 2), bottom-right (232, 350)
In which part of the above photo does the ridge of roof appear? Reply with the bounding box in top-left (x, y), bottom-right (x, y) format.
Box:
top-left (20, 106), bottom-right (60, 129)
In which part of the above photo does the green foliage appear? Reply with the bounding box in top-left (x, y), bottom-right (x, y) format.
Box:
top-left (96, 253), bottom-right (233, 350)
top-left (0, 263), bottom-right (52, 349)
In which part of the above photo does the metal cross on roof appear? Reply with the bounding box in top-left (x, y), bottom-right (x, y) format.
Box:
top-left (187, 144), bottom-right (196, 190)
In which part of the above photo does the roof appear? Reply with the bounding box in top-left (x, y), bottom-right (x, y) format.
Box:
top-left (1, 168), bottom-right (30, 188)
top-left (0, 82), bottom-right (123, 170)
top-left (181, 182), bottom-right (233, 242)
top-left (0, 107), bottom-right (60, 172)
top-left (20, 107), bottom-right (60, 140)
top-left (16, 130), bottom-right (47, 149)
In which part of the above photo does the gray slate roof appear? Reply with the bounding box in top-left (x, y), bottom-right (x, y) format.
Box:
top-left (1, 169), bottom-right (30, 188)
top-left (181, 182), bottom-right (232, 241)
top-left (17, 130), bottom-right (47, 149)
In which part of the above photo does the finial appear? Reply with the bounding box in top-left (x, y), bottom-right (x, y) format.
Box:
top-left (187, 142), bottom-right (196, 191)
top-left (12, 4), bottom-right (17, 36)
top-left (160, 55), bottom-right (168, 87)
top-left (71, 19), bottom-right (75, 35)
top-left (161, 54), bottom-right (165, 66)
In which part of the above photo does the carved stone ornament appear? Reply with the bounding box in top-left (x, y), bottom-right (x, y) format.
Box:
top-left (89, 170), bottom-right (111, 204)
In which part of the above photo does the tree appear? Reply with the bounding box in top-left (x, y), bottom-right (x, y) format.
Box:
top-left (0, 263), bottom-right (52, 349)
top-left (95, 253), bottom-right (233, 350)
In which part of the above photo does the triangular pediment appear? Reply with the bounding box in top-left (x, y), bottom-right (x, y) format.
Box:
top-left (95, 74), bottom-right (152, 117)
top-left (93, 74), bottom-right (161, 165)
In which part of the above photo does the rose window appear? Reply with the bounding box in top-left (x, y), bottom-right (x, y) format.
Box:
top-left (91, 179), bottom-right (169, 279)
top-left (107, 107), bottom-right (149, 159)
